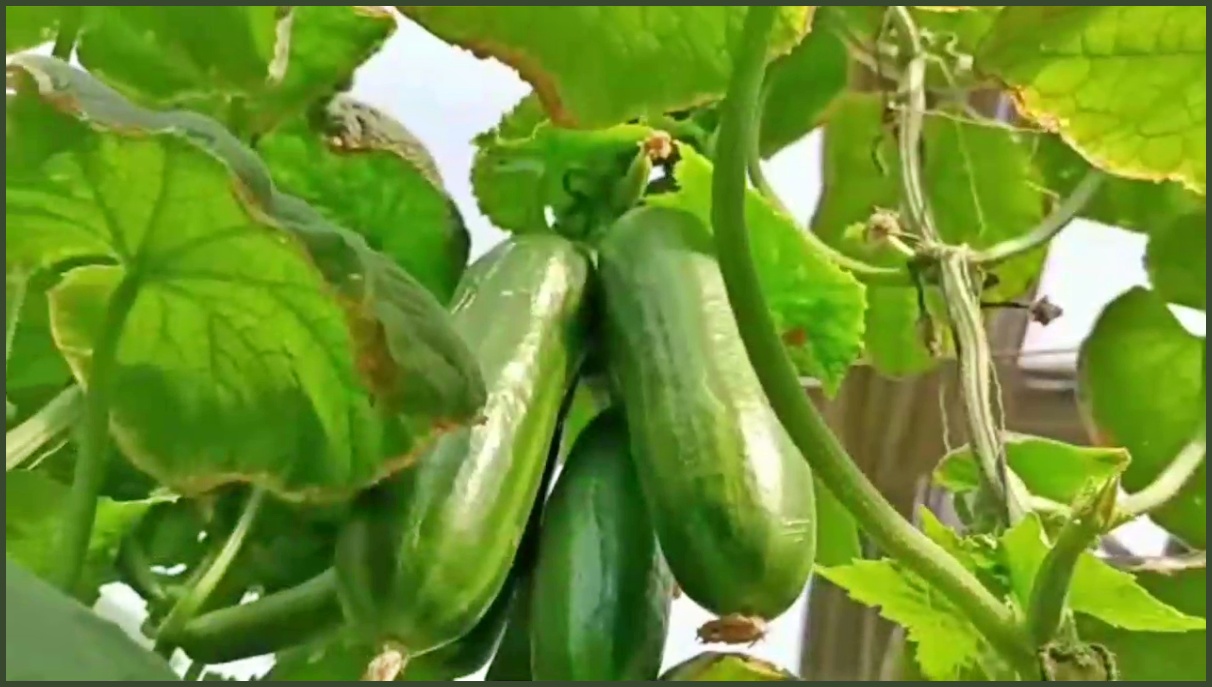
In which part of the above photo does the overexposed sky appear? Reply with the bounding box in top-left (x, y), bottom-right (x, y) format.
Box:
top-left (19, 10), bottom-right (1202, 681)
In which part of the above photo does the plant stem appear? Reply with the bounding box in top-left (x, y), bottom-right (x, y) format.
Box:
top-left (55, 276), bottom-right (140, 593)
top-left (1119, 422), bottom-right (1207, 516)
top-left (50, 7), bottom-right (83, 60)
top-left (1027, 480), bottom-right (1118, 646)
top-left (742, 78), bottom-right (912, 287)
top-left (169, 570), bottom-right (342, 665)
top-left (711, 5), bottom-right (1036, 679)
top-left (154, 487), bottom-right (267, 653)
top-left (6, 384), bottom-right (83, 471)
top-left (975, 171), bottom-right (1105, 266)
top-left (889, 6), bottom-right (1028, 527)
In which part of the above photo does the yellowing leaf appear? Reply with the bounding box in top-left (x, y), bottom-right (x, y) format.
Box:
top-left (1001, 516), bottom-right (1205, 632)
top-left (258, 95), bottom-right (470, 303)
top-left (647, 146), bottom-right (867, 393)
top-left (399, 6), bottom-right (814, 128)
top-left (818, 560), bottom-right (983, 680)
top-left (7, 55), bottom-right (485, 502)
top-left (979, 6), bottom-right (1206, 195)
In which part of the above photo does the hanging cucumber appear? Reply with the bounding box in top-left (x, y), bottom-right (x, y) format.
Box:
top-left (530, 407), bottom-right (674, 680)
top-left (335, 234), bottom-right (592, 662)
top-left (596, 205), bottom-right (816, 637)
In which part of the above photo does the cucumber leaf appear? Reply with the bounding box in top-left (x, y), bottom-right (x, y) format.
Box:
top-left (6, 55), bottom-right (485, 502)
top-left (978, 6), bottom-right (1206, 195)
top-left (1078, 287), bottom-right (1206, 547)
top-left (1146, 212), bottom-right (1207, 311)
top-left (258, 95), bottom-right (469, 303)
top-left (399, 6), bottom-right (814, 128)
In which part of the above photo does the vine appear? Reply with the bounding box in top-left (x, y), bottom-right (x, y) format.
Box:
top-left (5, 5), bottom-right (1206, 682)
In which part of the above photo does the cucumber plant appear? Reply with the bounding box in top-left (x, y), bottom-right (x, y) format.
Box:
top-left (5, 5), bottom-right (1206, 682)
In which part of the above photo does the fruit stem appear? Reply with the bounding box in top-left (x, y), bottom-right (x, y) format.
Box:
top-left (1027, 479), bottom-right (1119, 646)
top-left (154, 487), bottom-right (266, 654)
top-left (54, 274), bottom-right (140, 594)
top-left (710, 6), bottom-right (1036, 678)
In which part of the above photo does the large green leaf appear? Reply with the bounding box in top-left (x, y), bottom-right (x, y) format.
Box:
top-left (812, 94), bottom-right (1047, 376)
top-left (818, 559), bottom-right (983, 680)
top-left (76, 7), bottom-right (280, 112)
top-left (74, 6), bottom-right (395, 131)
top-left (6, 55), bottom-right (485, 502)
top-left (647, 145), bottom-right (867, 393)
top-left (1146, 213), bottom-right (1207, 311)
top-left (936, 433), bottom-right (1130, 506)
top-left (814, 478), bottom-right (862, 567)
top-left (5, 556), bottom-right (181, 681)
top-left (247, 6), bottom-right (397, 132)
top-left (1077, 287), bottom-right (1206, 547)
top-left (5, 471), bottom-right (170, 603)
top-left (1000, 516), bottom-right (1204, 632)
top-left (978, 6), bottom-right (1206, 195)
top-left (258, 95), bottom-right (469, 303)
top-left (755, 7), bottom-right (850, 157)
top-left (1079, 566), bottom-right (1206, 681)
top-left (399, 6), bottom-right (814, 128)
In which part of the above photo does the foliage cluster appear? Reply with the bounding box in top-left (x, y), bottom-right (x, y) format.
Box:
top-left (5, 5), bottom-right (1206, 682)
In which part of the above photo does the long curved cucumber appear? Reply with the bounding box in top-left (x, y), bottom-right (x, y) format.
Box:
top-left (530, 407), bottom-right (673, 680)
top-left (597, 205), bottom-right (816, 621)
top-left (335, 234), bottom-right (592, 657)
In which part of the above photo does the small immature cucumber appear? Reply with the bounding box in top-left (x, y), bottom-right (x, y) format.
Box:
top-left (335, 234), bottom-right (592, 657)
top-left (597, 206), bottom-right (816, 621)
top-left (530, 408), bottom-right (674, 681)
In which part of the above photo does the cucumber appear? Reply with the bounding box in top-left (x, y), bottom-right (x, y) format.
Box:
top-left (483, 576), bottom-right (535, 681)
top-left (530, 408), bottom-right (673, 680)
top-left (596, 205), bottom-right (816, 621)
top-left (660, 652), bottom-right (799, 681)
top-left (335, 234), bottom-right (592, 657)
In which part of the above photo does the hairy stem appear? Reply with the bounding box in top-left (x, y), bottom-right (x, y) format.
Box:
top-left (55, 276), bottom-right (140, 593)
top-left (889, 6), bottom-right (1028, 526)
top-left (154, 488), bottom-right (267, 653)
top-left (711, 5), bottom-right (1035, 678)
top-left (975, 171), bottom-right (1105, 266)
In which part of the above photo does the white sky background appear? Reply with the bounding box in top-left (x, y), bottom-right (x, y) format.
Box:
top-left (22, 12), bottom-right (1201, 681)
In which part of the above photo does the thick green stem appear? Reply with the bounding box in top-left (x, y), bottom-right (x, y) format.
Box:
top-left (711, 5), bottom-right (1035, 679)
top-left (168, 570), bottom-right (342, 665)
top-left (1027, 480), bottom-right (1118, 646)
top-left (50, 7), bottom-right (83, 60)
top-left (154, 488), bottom-right (267, 653)
top-left (55, 276), bottom-right (140, 593)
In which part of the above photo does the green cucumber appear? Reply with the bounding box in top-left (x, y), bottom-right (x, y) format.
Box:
top-left (483, 576), bottom-right (535, 681)
top-left (597, 205), bottom-right (816, 621)
top-left (530, 408), bottom-right (673, 680)
top-left (335, 234), bottom-right (592, 657)
top-left (660, 652), bottom-right (799, 681)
